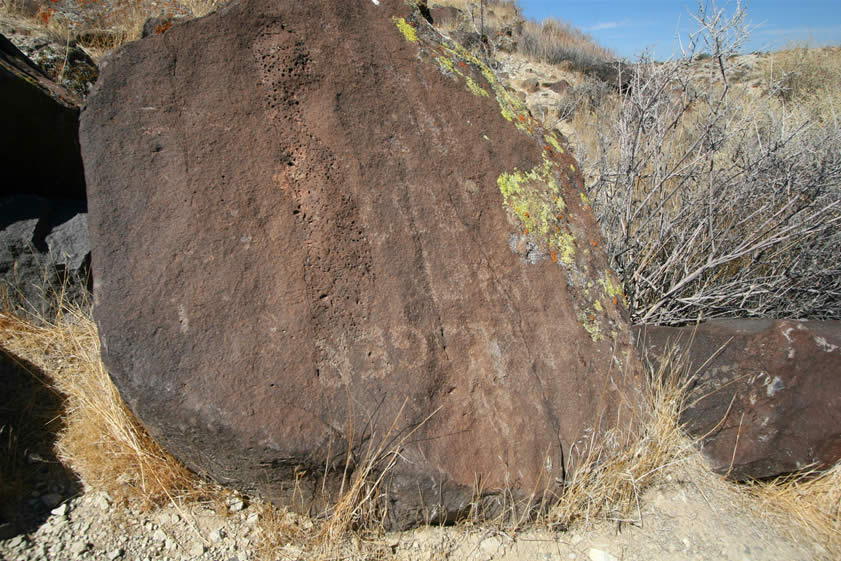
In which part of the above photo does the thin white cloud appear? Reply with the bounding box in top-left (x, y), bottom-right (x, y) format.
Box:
top-left (587, 19), bottom-right (639, 32)
top-left (754, 24), bottom-right (841, 36)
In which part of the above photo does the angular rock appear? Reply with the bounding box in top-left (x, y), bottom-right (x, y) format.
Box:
top-left (0, 195), bottom-right (91, 316)
top-left (0, 33), bottom-right (86, 201)
top-left (81, 0), bottom-right (642, 528)
top-left (636, 319), bottom-right (841, 479)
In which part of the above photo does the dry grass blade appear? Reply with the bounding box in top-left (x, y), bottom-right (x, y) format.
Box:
top-left (0, 307), bottom-right (203, 508)
top-left (548, 342), bottom-right (696, 530)
top-left (748, 463), bottom-right (841, 557)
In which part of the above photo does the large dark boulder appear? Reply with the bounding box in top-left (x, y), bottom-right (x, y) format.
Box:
top-left (636, 319), bottom-right (841, 480)
top-left (81, 0), bottom-right (642, 528)
top-left (0, 33), bottom-right (85, 201)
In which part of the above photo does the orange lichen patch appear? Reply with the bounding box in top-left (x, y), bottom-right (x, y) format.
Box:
top-left (591, 240), bottom-right (598, 247)
top-left (550, 250), bottom-right (557, 263)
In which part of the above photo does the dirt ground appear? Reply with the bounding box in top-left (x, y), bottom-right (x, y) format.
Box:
top-left (0, 453), bottom-right (828, 561)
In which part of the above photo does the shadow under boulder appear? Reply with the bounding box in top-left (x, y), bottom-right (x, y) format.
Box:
top-left (0, 349), bottom-right (83, 539)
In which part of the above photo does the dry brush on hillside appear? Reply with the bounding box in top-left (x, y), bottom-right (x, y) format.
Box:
top-left (563, 3), bottom-right (841, 325)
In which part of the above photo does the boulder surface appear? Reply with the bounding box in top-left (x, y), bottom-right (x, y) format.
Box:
top-left (81, 0), bottom-right (641, 528)
top-left (636, 320), bottom-right (841, 480)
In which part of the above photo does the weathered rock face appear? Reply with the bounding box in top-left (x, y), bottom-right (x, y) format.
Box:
top-left (636, 320), bottom-right (841, 480)
top-left (81, 0), bottom-right (642, 528)
top-left (0, 33), bottom-right (86, 201)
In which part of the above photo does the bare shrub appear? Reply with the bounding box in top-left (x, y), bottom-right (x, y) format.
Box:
top-left (576, 1), bottom-right (841, 325)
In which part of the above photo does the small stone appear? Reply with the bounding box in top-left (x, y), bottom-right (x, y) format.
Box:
top-left (190, 542), bottom-right (207, 556)
top-left (8, 535), bottom-right (26, 549)
top-left (209, 528), bottom-right (225, 543)
top-left (588, 549), bottom-right (618, 561)
top-left (227, 497), bottom-right (245, 512)
top-left (92, 493), bottom-right (111, 511)
top-left (108, 548), bottom-right (125, 560)
top-left (153, 529), bottom-right (167, 542)
top-left (245, 512), bottom-right (259, 525)
top-left (50, 503), bottom-right (69, 516)
top-left (41, 493), bottom-right (63, 509)
top-left (70, 542), bottom-right (90, 555)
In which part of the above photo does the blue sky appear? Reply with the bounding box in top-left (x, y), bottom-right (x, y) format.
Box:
top-left (517, 1), bottom-right (841, 60)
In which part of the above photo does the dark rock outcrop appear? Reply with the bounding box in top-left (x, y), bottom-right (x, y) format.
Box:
top-left (636, 320), bottom-right (841, 480)
top-left (0, 17), bottom-right (98, 99)
top-left (81, 0), bottom-right (642, 528)
top-left (0, 32), bottom-right (85, 200)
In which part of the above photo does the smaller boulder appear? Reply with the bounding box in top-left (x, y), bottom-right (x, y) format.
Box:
top-left (635, 319), bottom-right (841, 479)
top-left (0, 196), bottom-right (90, 317)
top-left (547, 79), bottom-right (570, 95)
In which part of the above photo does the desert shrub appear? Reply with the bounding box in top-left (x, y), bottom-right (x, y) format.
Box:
top-left (518, 18), bottom-right (615, 68)
top-left (574, 2), bottom-right (841, 325)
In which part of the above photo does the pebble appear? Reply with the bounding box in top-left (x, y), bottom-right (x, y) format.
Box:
top-left (588, 548), bottom-right (619, 561)
top-left (8, 535), bottom-right (26, 549)
top-left (190, 542), bottom-right (207, 556)
top-left (152, 529), bottom-right (167, 542)
top-left (108, 547), bottom-right (125, 560)
top-left (50, 503), bottom-right (69, 517)
top-left (228, 497), bottom-right (245, 513)
top-left (209, 528), bottom-right (225, 543)
top-left (92, 493), bottom-right (111, 511)
top-left (40, 493), bottom-right (63, 509)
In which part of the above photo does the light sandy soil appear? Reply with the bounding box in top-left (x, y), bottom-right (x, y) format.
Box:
top-left (0, 454), bottom-right (828, 561)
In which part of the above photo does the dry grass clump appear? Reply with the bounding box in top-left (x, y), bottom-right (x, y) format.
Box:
top-left (430, 0), bottom-right (522, 40)
top-left (749, 464), bottom-right (841, 557)
top-left (0, 306), bottom-right (204, 509)
top-left (518, 18), bottom-right (615, 67)
top-left (546, 346), bottom-right (694, 530)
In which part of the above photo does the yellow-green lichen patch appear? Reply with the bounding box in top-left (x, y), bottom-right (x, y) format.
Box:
top-left (580, 192), bottom-right (591, 206)
top-left (435, 55), bottom-right (456, 74)
top-left (464, 75), bottom-right (489, 97)
top-left (599, 272), bottom-right (623, 300)
top-left (557, 231), bottom-right (576, 265)
top-left (594, 300), bottom-right (604, 313)
top-left (544, 133), bottom-right (564, 153)
top-left (394, 17), bottom-right (418, 42)
top-left (579, 310), bottom-right (604, 342)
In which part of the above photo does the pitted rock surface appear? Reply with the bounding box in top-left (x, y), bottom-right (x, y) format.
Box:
top-left (636, 319), bottom-right (841, 479)
top-left (81, 0), bottom-right (642, 528)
